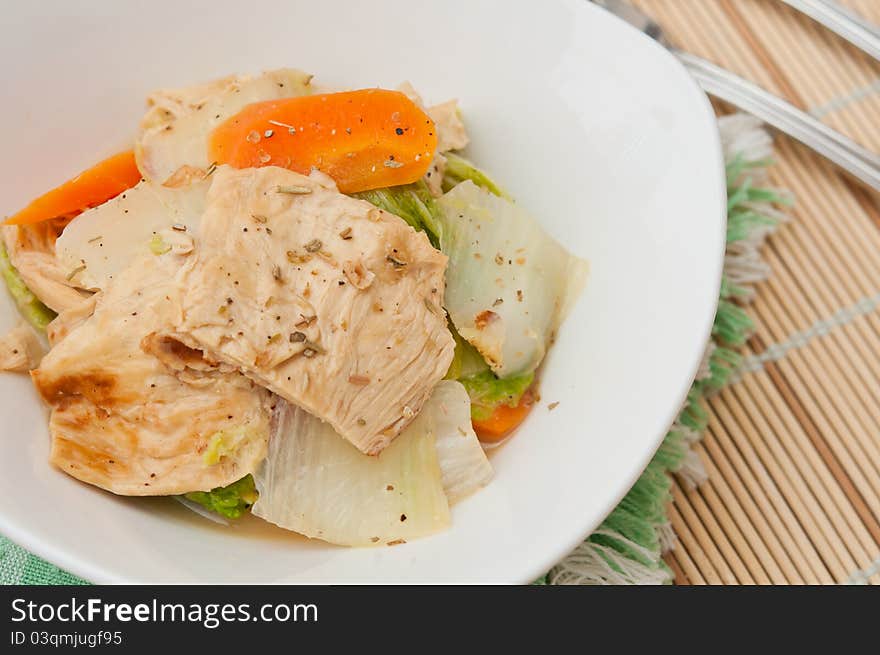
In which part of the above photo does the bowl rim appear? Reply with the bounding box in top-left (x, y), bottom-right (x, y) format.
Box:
top-left (509, 26), bottom-right (727, 585)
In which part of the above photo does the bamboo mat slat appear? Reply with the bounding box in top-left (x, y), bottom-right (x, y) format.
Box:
top-left (629, 0), bottom-right (880, 584)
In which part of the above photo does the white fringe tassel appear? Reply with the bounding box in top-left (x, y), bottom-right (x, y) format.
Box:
top-left (718, 114), bottom-right (772, 163)
top-left (719, 114), bottom-right (789, 302)
top-left (676, 449), bottom-right (708, 489)
top-left (657, 522), bottom-right (677, 553)
top-left (548, 530), bottom-right (672, 585)
top-left (695, 341), bottom-right (716, 382)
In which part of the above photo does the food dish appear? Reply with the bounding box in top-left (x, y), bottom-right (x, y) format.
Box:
top-left (2, 67), bottom-right (587, 547)
top-left (0, 0), bottom-right (724, 582)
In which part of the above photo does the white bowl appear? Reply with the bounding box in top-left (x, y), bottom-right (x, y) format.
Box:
top-left (0, 0), bottom-right (724, 583)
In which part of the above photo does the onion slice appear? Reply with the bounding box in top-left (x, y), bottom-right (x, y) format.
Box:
top-left (252, 381), bottom-right (491, 546)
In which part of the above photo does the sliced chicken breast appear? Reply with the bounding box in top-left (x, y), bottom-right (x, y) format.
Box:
top-left (2, 223), bottom-right (91, 314)
top-left (150, 165), bottom-right (454, 455)
top-left (31, 254), bottom-right (271, 495)
top-left (427, 100), bottom-right (469, 153)
top-left (45, 295), bottom-right (97, 346)
top-left (0, 323), bottom-right (44, 371)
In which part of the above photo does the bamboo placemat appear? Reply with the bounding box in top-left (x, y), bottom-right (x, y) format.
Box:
top-left (628, 0), bottom-right (880, 585)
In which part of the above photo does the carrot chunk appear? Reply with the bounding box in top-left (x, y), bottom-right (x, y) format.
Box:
top-left (208, 89), bottom-right (437, 193)
top-left (472, 396), bottom-right (534, 443)
top-left (5, 151), bottom-right (141, 226)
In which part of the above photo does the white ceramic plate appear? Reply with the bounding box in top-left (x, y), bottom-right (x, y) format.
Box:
top-left (0, 0), bottom-right (724, 583)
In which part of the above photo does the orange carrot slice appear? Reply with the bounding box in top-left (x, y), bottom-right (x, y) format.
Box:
top-left (208, 89), bottom-right (437, 194)
top-left (4, 151), bottom-right (141, 226)
top-left (472, 396), bottom-right (534, 443)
